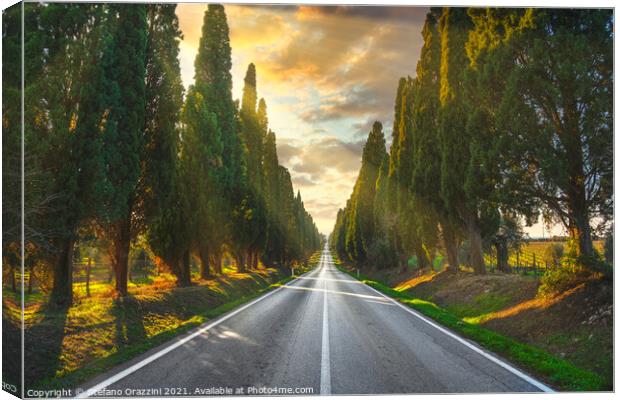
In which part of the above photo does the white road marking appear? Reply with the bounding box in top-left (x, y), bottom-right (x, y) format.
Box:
top-left (332, 256), bottom-right (555, 393)
top-left (320, 252), bottom-right (332, 395)
top-left (76, 269), bottom-right (316, 398)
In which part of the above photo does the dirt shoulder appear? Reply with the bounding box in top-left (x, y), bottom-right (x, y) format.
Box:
top-left (3, 267), bottom-right (289, 391)
top-left (363, 267), bottom-right (613, 389)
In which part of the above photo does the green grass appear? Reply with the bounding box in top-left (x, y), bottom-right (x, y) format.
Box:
top-left (26, 251), bottom-right (324, 391)
top-left (335, 263), bottom-right (605, 391)
top-left (446, 293), bottom-right (513, 319)
top-left (33, 274), bottom-right (301, 391)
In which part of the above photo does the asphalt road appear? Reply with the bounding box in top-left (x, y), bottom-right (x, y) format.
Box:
top-left (78, 246), bottom-right (550, 397)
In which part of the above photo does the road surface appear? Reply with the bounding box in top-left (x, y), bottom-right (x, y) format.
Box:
top-left (78, 247), bottom-right (550, 396)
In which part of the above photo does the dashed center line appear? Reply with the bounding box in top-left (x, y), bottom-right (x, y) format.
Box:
top-left (320, 252), bottom-right (332, 395)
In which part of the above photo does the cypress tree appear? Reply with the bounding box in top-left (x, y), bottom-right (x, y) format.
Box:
top-left (142, 4), bottom-right (189, 284)
top-left (30, 3), bottom-right (109, 306)
top-left (240, 63), bottom-right (267, 269)
top-left (345, 122), bottom-right (387, 265)
top-left (438, 7), bottom-right (487, 274)
top-left (194, 4), bottom-right (250, 272)
top-left (410, 9), bottom-right (447, 273)
top-left (101, 4), bottom-right (148, 295)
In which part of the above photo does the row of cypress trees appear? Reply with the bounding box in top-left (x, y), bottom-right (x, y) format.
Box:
top-left (331, 8), bottom-right (612, 276)
top-left (2, 3), bottom-right (320, 308)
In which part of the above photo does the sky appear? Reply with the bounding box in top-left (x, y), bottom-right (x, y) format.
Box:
top-left (175, 3), bottom-right (565, 238)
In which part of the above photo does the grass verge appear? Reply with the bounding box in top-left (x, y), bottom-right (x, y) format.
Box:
top-left (335, 263), bottom-right (605, 391)
top-left (32, 254), bottom-right (321, 392)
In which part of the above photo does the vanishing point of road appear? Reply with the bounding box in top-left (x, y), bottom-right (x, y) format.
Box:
top-left (77, 246), bottom-right (551, 396)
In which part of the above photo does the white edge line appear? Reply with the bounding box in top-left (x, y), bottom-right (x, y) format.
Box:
top-left (356, 275), bottom-right (555, 393)
top-left (76, 269), bottom-right (315, 398)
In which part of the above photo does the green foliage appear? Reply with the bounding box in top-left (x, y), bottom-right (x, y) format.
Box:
top-left (331, 123), bottom-right (387, 267)
top-left (16, 3), bottom-right (320, 305)
top-left (537, 267), bottom-right (584, 299)
top-left (490, 9), bottom-right (613, 273)
top-left (142, 4), bottom-right (187, 285)
top-left (543, 243), bottom-right (565, 268)
top-left (100, 4), bottom-right (149, 295)
top-left (334, 7), bottom-right (611, 281)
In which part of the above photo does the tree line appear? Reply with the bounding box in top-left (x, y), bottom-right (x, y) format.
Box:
top-left (2, 3), bottom-right (321, 307)
top-left (331, 8), bottom-right (612, 276)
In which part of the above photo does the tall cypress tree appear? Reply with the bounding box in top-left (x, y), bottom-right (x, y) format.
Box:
top-left (438, 7), bottom-right (487, 274)
top-left (142, 4), bottom-right (192, 285)
top-left (26, 3), bottom-right (109, 306)
top-left (411, 9), bottom-right (448, 273)
top-left (240, 63), bottom-right (267, 269)
top-left (194, 4), bottom-right (249, 272)
top-left (345, 122), bottom-right (387, 265)
top-left (101, 4), bottom-right (148, 295)
top-left (263, 130), bottom-right (284, 265)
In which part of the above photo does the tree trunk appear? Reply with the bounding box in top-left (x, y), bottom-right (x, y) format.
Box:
top-left (466, 214), bottom-right (486, 275)
top-left (211, 253), bottom-right (223, 275)
top-left (86, 257), bottom-right (92, 297)
top-left (441, 222), bottom-right (459, 273)
top-left (414, 242), bottom-right (430, 273)
top-left (177, 250), bottom-right (191, 287)
top-left (199, 249), bottom-right (212, 279)
top-left (111, 218), bottom-right (131, 297)
top-left (50, 238), bottom-right (75, 307)
top-left (237, 252), bottom-right (246, 273)
top-left (245, 250), bottom-right (252, 271)
top-left (562, 124), bottom-right (596, 270)
top-left (495, 239), bottom-right (510, 273)
top-left (400, 252), bottom-right (408, 272)
top-left (570, 214), bottom-right (594, 261)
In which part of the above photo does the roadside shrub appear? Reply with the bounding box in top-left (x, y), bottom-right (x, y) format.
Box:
top-left (543, 243), bottom-right (564, 267)
top-left (537, 267), bottom-right (582, 298)
top-left (538, 239), bottom-right (589, 298)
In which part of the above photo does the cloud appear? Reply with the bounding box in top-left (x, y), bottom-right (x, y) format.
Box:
top-left (296, 5), bottom-right (428, 24)
top-left (176, 4), bottom-right (428, 233)
top-left (287, 137), bottom-right (364, 179)
top-left (275, 136), bottom-right (363, 232)
top-left (275, 140), bottom-right (302, 165)
top-left (291, 175), bottom-right (317, 187)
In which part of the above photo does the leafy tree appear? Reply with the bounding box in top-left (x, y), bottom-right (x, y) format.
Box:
top-left (344, 122), bottom-right (387, 265)
top-left (492, 9), bottom-right (613, 275)
top-left (368, 154), bottom-right (398, 269)
top-left (3, 3), bottom-right (25, 298)
top-left (22, 3), bottom-right (109, 306)
top-left (141, 4), bottom-right (188, 284)
top-left (194, 4), bottom-right (250, 273)
top-left (100, 4), bottom-right (148, 296)
top-left (239, 63), bottom-right (268, 269)
top-left (410, 10), bottom-right (459, 273)
top-left (437, 7), bottom-right (490, 274)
